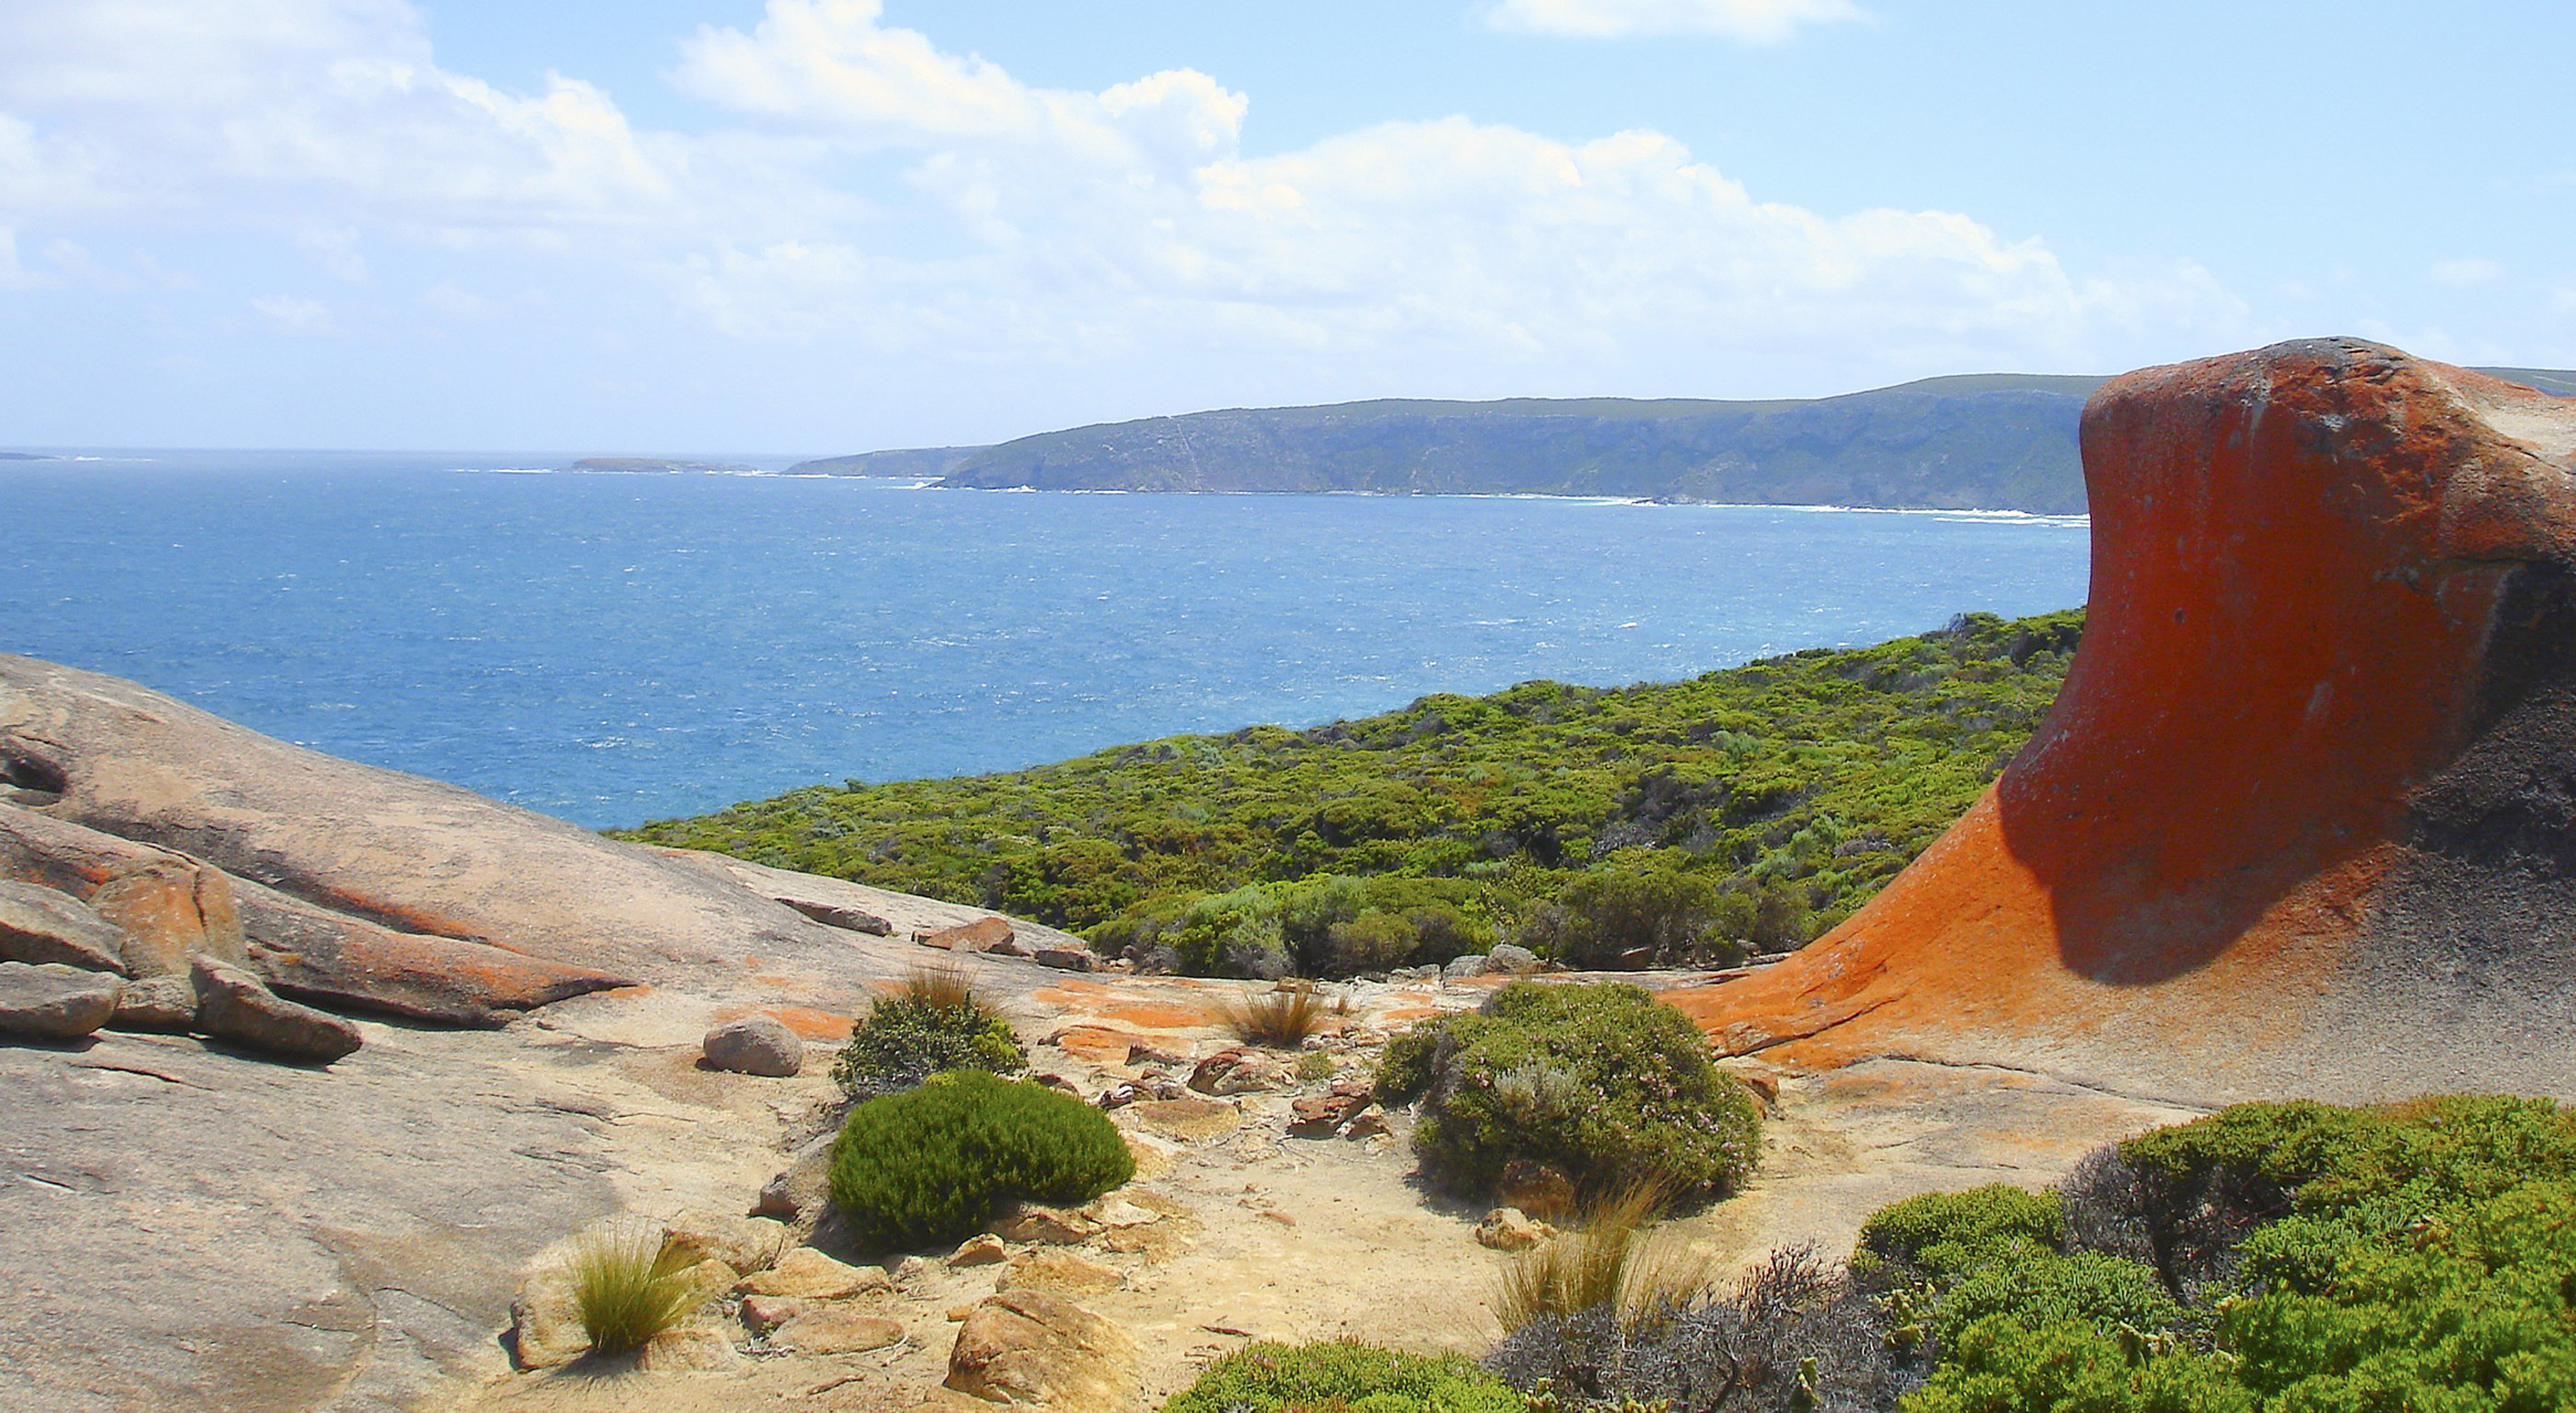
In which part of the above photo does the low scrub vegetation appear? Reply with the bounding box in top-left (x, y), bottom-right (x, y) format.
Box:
top-left (829, 970), bottom-right (1028, 1100)
top-left (1376, 982), bottom-right (1762, 1204)
top-left (827, 1070), bottom-right (1133, 1251)
top-left (626, 610), bottom-right (2082, 974)
top-left (566, 1218), bottom-right (705, 1358)
top-left (1477, 1093), bottom-right (2576, 1412)
top-left (1159, 1339), bottom-right (1527, 1413)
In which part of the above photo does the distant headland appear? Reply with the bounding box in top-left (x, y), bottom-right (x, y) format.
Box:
top-left (784, 365), bottom-right (2576, 514)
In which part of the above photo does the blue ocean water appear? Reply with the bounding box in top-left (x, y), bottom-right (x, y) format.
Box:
top-left (0, 451), bottom-right (2090, 829)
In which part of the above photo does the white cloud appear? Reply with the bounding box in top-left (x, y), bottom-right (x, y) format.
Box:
top-left (250, 293), bottom-right (334, 334)
top-left (1484, 0), bottom-right (1865, 42)
top-left (2430, 257), bottom-right (2503, 286)
top-left (0, 0), bottom-right (2244, 420)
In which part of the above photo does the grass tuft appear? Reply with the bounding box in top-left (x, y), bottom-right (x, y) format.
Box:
top-left (568, 1217), bottom-right (703, 1356)
top-left (1492, 1179), bottom-right (1713, 1333)
top-left (898, 961), bottom-right (986, 1012)
top-left (1223, 982), bottom-right (1329, 1048)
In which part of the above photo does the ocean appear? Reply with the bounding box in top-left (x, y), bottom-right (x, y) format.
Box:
top-left (1, 451), bottom-right (2090, 829)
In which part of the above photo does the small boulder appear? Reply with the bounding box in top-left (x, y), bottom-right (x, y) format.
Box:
top-left (662, 1209), bottom-right (789, 1273)
top-left (992, 1205), bottom-right (1104, 1245)
top-left (893, 1254), bottom-right (930, 1284)
top-left (946, 1289), bottom-right (1142, 1412)
top-left (1487, 943), bottom-right (1542, 974)
top-left (948, 1233), bottom-right (1008, 1268)
top-left (1033, 945), bottom-right (1102, 972)
top-left (771, 1307), bottom-right (906, 1355)
top-left (701, 1015), bottom-right (804, 1077)
top-left (733, 1246), bottom-right (889, 1299)
top-left (1476, 1207), bottom-right (1556, 1251)
top-left (0, 960), bottom-right (123, 1041)
top-left (1287, 1081), bottom-right (1374, 1138)
top-left (508, 1263), bottom-right (587, 1371)
top-left (997, 1248), bottom-right (1122, 1295)
top-left (0, 880), bottom-right (129, 974)
top-left (107, 972), bottom-right (197, 1032)
top-left (1187, 1047), bottom-right (1291, 1096)
top-left (919, 916), bottom-right (1020, 956)
top-left (190, 956), bottom-right (361, 1063)
top-left (738, 1293), bottom-right (809, 1337)
top-left (752, 1130), bottom-right (837, 1223)
top-left (635, 1326), bottom-right (740, 1372)
top-left (783, 899), bottom-right (893, 934)
top-left (1443, 953), bottom-right (1496, 981)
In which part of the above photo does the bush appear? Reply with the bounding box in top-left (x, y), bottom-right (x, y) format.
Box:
top-left (1854, 1184), bottom-right (2064, 1286)
top-left (1161, 1340), bottom-right (1526, 1413)
top-left (1374, 1027), bottom-right (1442, 1105)
top-left (1903, 1317), bottom-right (2253, 1413)
top-left (828, 1071), bottom-right (1133, 1251)
top-left (831, 988), bottom-right (1028, 1100)
top-left (566, 1216), bottom-right (705, 1357)
top-left (1400, 982), bottom-right (1761, 1203)
top-left (1926, 1249), bottom-right (2180, 1355)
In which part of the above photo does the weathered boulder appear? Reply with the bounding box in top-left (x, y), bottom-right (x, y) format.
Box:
top-left (996, 1248), bottom-right (1122, 1295)
top-left (0, 879), bottom-right (128, 973)
top-left (1487, 943), bottom-right (1542, 974)
top-left (0, 960), bottom-right (123, 1040)
top-left (0, 805), bottom-right (243, 977)
top-left (107, 972), bottom-right (196, 1031)
top-left (701, 1015), bottom-right (804, 1077)
top-left (508, 1263), bottom-right (588, 1371)
top-left (946, 1289), bottom-right (1141, 1413)
top-left (947, 1233), bottom-right (1008, 1268)
top-left (662, 1209), bottom-right (789, 1274)
top-left (1443, 953), bottom-right (1494, 980)
top-left (769, 1307), bottom-right (904, 1354)
top-left (1476, 1207), bottom-right (1556, 1251)
top-left (1033, 945), bottom-right (1103, 972)
top-left (1187, 1046), bottom-right (1291, 1096)
top-left (0, 657), bottom-right (863, 985)
top-left (920, 917), bottom-right (1020, 956)
top-left (991, 1205), bottom-right (1104, 1245)
top-left (1680, 342), bottom-right (2576, 1104)
top-left (754, 1130), bottom-right (838, 1223)
top-left (1288, 1078), bottom-right (1374, 1137)
top-left (235, 878), bottom-right (632, 1027)
top-left (191, 955), bottom-right (362, 1064)
top-left (733, 1246), bottom-right (889, 1299)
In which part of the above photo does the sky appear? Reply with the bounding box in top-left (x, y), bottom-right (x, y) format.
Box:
top-left (1, 0), bottom-right (2568, 455)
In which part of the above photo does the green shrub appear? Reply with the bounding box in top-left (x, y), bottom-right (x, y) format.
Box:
top-left (1402, 982), bottom-right (1760, 1202)
top-left (830, 992), bottom-right (1027, 1100)
top-left (1902, 1317), bottom-right (2254, 1413)
top-left (1374, 1026), bottom-right (1442, 1105)
top-left (1929, 1250), bottom-right (2181, 1355)
top-left (565, 1217), bottom-right (705, 1357)
top-left (1513, 866), bottom-right (1743, 969)
top-left (1158, 1339), bottom-right (1525, 1413)
top-left (828, 1071), bottom-right (1133, 1251)
top-left (1856, 1183), bottom-right (2065, 1285)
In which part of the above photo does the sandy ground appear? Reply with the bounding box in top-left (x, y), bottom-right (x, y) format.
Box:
top-left (454, 966), bottom-right (2206, 1412)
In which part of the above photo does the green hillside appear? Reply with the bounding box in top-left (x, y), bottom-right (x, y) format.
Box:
top-left (625, 608), bottom-right (2083, 977)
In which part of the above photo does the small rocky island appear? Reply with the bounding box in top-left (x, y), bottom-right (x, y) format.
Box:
top-left (557, 456), bottom-right (760, 475)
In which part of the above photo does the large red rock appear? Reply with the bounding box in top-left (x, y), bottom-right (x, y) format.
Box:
top-left (0, 804), bottom-right (243, 976)
top-left (1680, 340), bottom-right (2576, 1104)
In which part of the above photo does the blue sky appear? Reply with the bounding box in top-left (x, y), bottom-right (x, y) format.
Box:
top-left (2, 1), bottom-right (2567, 453)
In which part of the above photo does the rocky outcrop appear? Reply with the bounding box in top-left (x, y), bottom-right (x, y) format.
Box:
top-left (1683, 340), bottom-right (2576, 1104)
top-left (191, 957), bottom-right (362, 1064)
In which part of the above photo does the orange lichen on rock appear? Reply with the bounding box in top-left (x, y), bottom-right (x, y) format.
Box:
top-left (1683, 340), bottom-right (2576, 1104)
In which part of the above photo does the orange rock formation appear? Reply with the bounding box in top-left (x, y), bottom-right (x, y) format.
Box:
top-left (1680, 339), bottom-right (2576, 1103)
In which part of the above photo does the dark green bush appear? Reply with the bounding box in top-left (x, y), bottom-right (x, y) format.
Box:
top-left (1927, 1250), bottom-right (2180, 1354)
top-left (830, 993), bottom-right (1027, 1100)
top-left (1160, 1339), bottom-right (1526, 1413)
top-left (1374, 1027), bottom-right (1442, 1105)
top-left (827, 1071), bottom-right (1133, 1251)
top-left (1904, 1317), bottom-right (2253, 1413)
top-left (1855, 1184), bottom-right (2065, 1285)
top-left (1399, 982), bottom-right (1760, 1202)
top-left (1511, 866), bottom-right (1745, 969)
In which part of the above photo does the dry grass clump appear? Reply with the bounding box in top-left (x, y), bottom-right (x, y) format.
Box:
top-left (898, 961), bottom-right (986, 1012)
top-left (1223, 981), bottom-right (1330, 1047)
top-left (1492, 1180), bottom-right (1714, 1333)
top-left (568, 1217), bottom-right (704, 1356)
